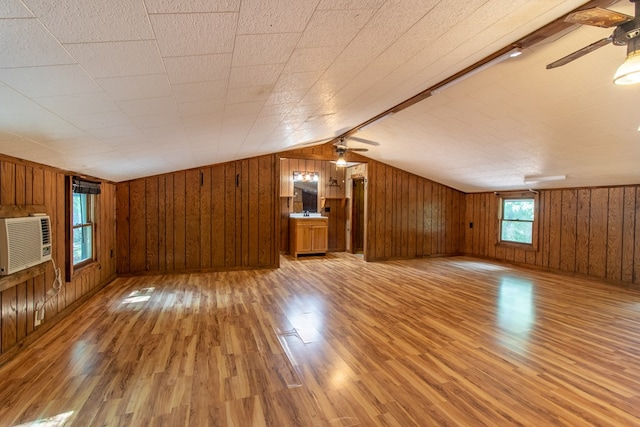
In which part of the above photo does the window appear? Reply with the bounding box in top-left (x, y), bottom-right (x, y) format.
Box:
top-left (67, 177), bottom-right (100, 279)
top-left (499, 196), bottom-right (536, 245)
top-left (72, 192), bottom-right (95, 265)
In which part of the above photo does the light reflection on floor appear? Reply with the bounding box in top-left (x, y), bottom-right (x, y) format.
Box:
top-left (283, 294), bottom-right (326, 344)
top-left (13, 411), bottom-right (74, 427)
top-left (121, 287), bottom-right (155, 304)
top-left (449, 260), bottom-right (508, 272)
top-left (497, 276), bottom-right (535, 354)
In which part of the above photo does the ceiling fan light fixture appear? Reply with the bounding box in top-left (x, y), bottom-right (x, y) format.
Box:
top-left (614, 50), bottom-right (640, 85)
top-left (336, 152), bottom-right (347, 167)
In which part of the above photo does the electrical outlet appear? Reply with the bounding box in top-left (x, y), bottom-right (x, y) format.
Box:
top-left (35, 309), bottom-right (43, 327)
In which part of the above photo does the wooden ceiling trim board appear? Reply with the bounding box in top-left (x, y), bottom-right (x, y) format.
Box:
top-left (339, 0), bottom-right (620, 141)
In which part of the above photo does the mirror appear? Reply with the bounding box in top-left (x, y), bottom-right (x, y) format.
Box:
top-left (293, 180), bottom-right (318, 213)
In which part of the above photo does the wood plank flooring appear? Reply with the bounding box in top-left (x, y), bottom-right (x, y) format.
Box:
top-left (1, 253), bottom-right (640, 426)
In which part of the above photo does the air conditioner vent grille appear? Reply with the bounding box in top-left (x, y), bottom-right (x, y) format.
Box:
top-left (40, 218), bottom-right (50, 245)
top-left (7, 222), bottom-right (42, 271)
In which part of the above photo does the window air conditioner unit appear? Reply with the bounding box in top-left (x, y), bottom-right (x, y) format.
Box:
top-left (0, 216), bottom-right (52, 276)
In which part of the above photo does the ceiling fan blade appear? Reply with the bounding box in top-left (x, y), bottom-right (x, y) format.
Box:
top-left (564, 7), bottom-right (633, 28)
top-left (546, 36), bottom-right (612, 69)
top-left (347, 136), bottom-right (380, 146)
top-left (347, 148), bottom-right (369, 152)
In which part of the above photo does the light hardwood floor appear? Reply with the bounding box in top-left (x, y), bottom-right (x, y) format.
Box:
top-left (1, 253), bottom-right (640, 426)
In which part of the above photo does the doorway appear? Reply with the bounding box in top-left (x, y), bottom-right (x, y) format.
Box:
top-left (351, 177), bottom-right (365, 254)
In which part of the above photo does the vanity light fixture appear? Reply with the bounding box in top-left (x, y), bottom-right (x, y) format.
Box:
top-left (293, 171), bottom-right (319, 182)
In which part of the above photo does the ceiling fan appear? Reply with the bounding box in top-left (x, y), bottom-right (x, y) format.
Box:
top-left (547, 0), bottom-right (640, 84)
top-left (334, 138), bottom-right (371, 167)
top-left (292, 134), bottom-right (380, 149)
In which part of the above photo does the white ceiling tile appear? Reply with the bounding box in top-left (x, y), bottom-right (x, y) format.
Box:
top-left (144, 0), bottom-right (240, 13)
top-left (0, 109), bottom-right (88, 142)
top-left (264, 91), bottom-right (303, 106)
top-left (184, 118), bottom-right (223, 137)
top-left (274, 71), bottom-right (322, 92)
top-left (117, 97), bottom-right (178, 117)
top-left (331, 62), bottom-right (396, 106)
top-left (249, 116), bottom-right (281, 133)
top-left (232, 33), bottom-right (300, 67)
top-left (189, 146), bottom-right (222, 165)
top-left (3, 0), bottom-right (634, 189)
top-left (129, 111), bottom-right (182, 129)
top-left (0, 65), bottom-right (101, 98)
top-left (367, 0), bottom-right (441, 29)
top-left (0, 86), bottom-right (49, 115)
top-left (96, 74), bottom-right (172, 101)
top-left (283, 46), bottom-right (342, 73)
top-left (0, 137), bottom-right (46, 155)
top-left (317, 0), bottom-right (384, 10)
top-left (259, 102), bottom-right (295, 118)
top-left (1, 0), bottom-right (34, 17)
top-left (150, 13), bottom-right (237, 57)
top-left (184, 111), bottom-right (224, 126)
top-left (226, 85), bottom-right (273, 104)
top-left (178, 98), bottom-right (226, 117)
top-left (237, 0), bottom-right (318, 34)
top-left (0, 144), bottom-right (63, 164)
top-left (140, 124), bottom-right (187, 142)
top-left (0, 129), bottom-right (18, 141)
top-left (0, 19), bottom-right (75, 68)
top-left (172, 80), bottom-right (228, 103)
top-left (44, 136), bottom-right (114, 155)
top-left (65, 110), bottom-right (133, 132)
top-left (224, 102), bottom-right (263, 118)
top-left (65, 41), bottom-right (164, 78)
top-left (103, 134), bottom-right (150, 148)
top-left (35, 93), bottom-right (119, 116)
top-left (297, 9), bottom-right (375, 48)
top-left (87, 123), bottom-right (142, 140)
top-left (164, 54), bottom-right (232, 84)
top-left (229, 63), bottom-right (285, 88)
top-left (23, 0), bottom-right (153, 43)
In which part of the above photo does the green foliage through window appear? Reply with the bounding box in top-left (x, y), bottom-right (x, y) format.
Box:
top-left (500, 198), bottom-right (534, 244)
top-left (73, 193), bottom-right (94, 265)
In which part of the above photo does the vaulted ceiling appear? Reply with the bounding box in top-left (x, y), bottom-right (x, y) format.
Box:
top-left (1, 0), bottom-right (637, 192)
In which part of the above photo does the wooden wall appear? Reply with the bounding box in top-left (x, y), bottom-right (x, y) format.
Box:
top-left (464, 186), bottom-right (640, 286)
top-left (279, 158), bottom-right (347, 253)
top-left (365, 161), bottom-right (465, 261)
top-left (0, 156), bottom-right (116, 360)
top-left (116, 155), bottom-right (279, 274)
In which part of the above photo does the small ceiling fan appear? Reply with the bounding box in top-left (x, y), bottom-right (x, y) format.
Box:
top-left (547, 0), bottom-right (640, 84)
top-left (334, 138), bottom-right (370, 167)
top-left (292, 134), bottom-right (380, 150)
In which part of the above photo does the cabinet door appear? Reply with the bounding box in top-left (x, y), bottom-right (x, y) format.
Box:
top-left (296, 224), bottom-right (313, 252)
top-left (311, 225), bottom-right (328, 252)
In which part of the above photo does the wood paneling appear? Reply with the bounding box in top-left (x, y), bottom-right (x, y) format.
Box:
top-left (365, 161), bottom-right (465, 261)
top-left (116, 154), bottom-right (279, 274)
top-left (464, 185), bottom-right (640, 286)
top-left (0, 155), bottom-right (116, 359)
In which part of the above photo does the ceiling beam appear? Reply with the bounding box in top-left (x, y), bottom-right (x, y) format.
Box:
top-left (333, 0), bottom-right (619, 144)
